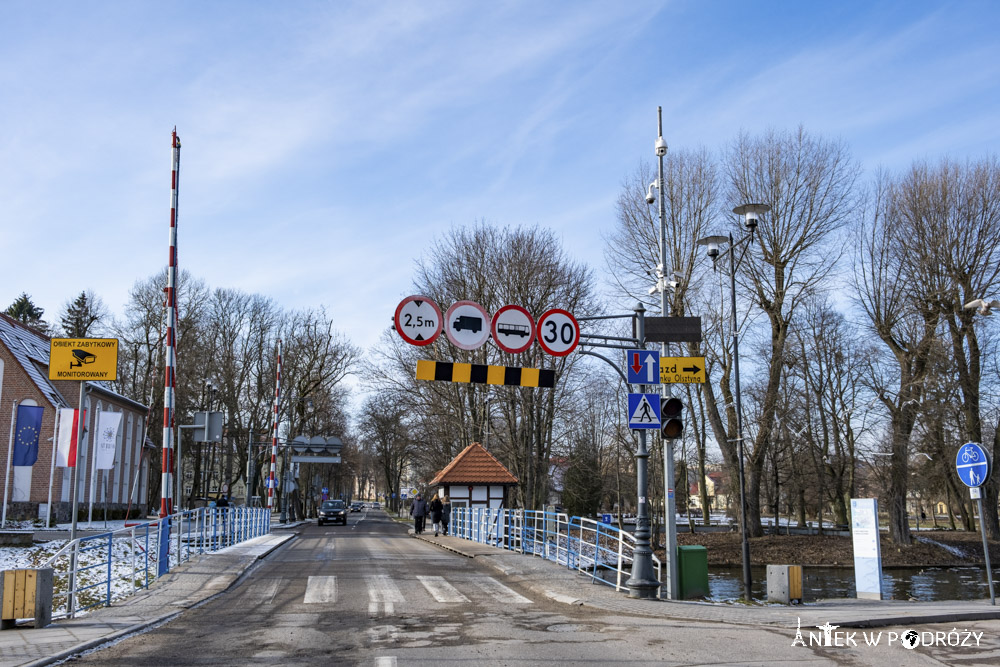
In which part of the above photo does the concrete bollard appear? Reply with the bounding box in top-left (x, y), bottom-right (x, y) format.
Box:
top-left (766, 564), bottom-right (803, 605)
top-left (0, 568), bottom-right (54, 629)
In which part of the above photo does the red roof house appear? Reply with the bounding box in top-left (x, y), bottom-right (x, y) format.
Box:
top-left (429, 442), bottom-right (518, 510)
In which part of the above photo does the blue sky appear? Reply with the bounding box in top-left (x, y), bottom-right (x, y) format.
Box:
top-left (2, 1), bottom-right (998, 354)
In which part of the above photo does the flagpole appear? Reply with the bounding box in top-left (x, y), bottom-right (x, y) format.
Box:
top-left (46, 409), bottom-right (58, 528)
top-left (88, 406), bottom-right (99, 525)
top-left (2, 401), bottom-right (18, 527)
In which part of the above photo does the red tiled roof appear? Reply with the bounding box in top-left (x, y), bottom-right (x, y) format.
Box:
top-left (430, 442), bottom-right (519, 486)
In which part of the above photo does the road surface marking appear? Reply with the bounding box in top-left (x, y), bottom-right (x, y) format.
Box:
top-left (417, 575), bottom-right (469, 603)
top-left (243, 577), bottom-right (281, 604)
top-left (365, 575), bottom-right (405, 603)
top-left (476, 577), bottom-right (533, 604)
top-left (304, 575), bottom-right (337, 604)
top-left (375, 658), bottom-right (397, 667)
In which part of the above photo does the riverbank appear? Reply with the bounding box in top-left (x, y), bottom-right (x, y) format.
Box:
top-left (666, 530), bottom-right (1000, 568)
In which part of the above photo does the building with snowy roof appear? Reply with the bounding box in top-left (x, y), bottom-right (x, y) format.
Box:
top-left (0, 313), bottom-right (153, 523)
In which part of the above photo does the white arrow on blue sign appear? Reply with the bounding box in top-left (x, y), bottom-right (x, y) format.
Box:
top-left (956, 442), bottom-right (990, 488)
top-left (628, 392), bottom-right (661, 429)
top-left (626, 349), bottom-right (660, 385)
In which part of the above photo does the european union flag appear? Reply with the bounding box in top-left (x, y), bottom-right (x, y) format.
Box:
top-left (13, 405), bottom-right (44, 466)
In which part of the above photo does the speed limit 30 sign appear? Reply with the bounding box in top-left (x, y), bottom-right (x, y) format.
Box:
top-left (536, 308), bottom-right (580, 356)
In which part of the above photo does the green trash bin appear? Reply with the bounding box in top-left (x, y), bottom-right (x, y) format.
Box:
top-left (677, 545), bottom-right (709, 599)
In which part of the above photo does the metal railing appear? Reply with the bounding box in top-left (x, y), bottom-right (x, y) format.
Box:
top-left (450, 508), bottom-right (660, 592)
top-left (41, 506), bottom-right (270, 618)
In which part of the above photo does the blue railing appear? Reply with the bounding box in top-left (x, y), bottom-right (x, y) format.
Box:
top-left (449, 508), bottom-right (660, 593)
top-left (42, 506), bottom-right (271, 618)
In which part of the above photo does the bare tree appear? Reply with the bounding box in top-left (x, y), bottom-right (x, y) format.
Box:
top-left (725, 126), bottom-right (860, 537)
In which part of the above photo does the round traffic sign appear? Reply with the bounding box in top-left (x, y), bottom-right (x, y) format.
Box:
top-left (394, 295), bottom-right (443, 346)
top-left (491, 305), bottom-right (535, 354)
top-left (445, 300), bottom-right (491, 350)
top-left (956, 442), bottom-right (991, 488)
top-left (536, 308), bottom-right (580, 356)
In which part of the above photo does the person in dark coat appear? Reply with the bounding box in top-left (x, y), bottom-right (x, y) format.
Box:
top-left (429, 495), bottom-right (444, 536)
top-left (441, 495), bottom-right (451, 536)
top-left (410, 494), bottom-right (427, 534)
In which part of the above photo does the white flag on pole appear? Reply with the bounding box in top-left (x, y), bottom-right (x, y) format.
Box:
top-left (95, 411), bottom-right (122, 470)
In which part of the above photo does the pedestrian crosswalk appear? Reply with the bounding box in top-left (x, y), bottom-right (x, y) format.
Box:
top-left (290, 573), bottom-right (533, 610)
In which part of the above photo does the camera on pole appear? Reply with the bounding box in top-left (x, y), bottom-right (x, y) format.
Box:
top-left (661, 397), bottom-right (684, 439)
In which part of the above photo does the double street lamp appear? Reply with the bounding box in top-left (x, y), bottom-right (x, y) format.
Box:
top-left (697, 202), bottom-right (770, 602)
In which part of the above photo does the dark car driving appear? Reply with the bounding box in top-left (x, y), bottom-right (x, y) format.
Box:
top-left (318, 500), bottom-right (347, 526)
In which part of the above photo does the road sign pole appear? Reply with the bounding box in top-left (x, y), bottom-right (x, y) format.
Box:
top-left (975, 495), bottom-right (996, 605)
top-left (625, 303), bottom-right (660, 599)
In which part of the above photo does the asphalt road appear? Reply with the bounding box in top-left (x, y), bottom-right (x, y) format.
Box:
top-left (67, 510), bottom-right (1000, 666)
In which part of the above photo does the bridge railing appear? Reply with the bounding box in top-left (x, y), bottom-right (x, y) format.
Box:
top-left (449, 508), bottom-right (660, 593)
top-left (40, 506), bottom-right (270, 619)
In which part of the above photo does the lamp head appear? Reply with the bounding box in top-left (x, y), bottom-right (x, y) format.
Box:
top-left (733, 203), bottom-right (770, 233)
top-left (697, 234), bottom-right (729, 269)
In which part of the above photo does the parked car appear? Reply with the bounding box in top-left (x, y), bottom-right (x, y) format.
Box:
top-left (318, 500), bottom-right (348, 526)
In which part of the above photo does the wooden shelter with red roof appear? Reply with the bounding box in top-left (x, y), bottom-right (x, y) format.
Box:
top-left (429, 442), bottom-right (518, 511)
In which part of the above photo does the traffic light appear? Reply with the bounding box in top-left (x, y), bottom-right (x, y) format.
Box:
top-left (661, 397), bottom-right (684, 439)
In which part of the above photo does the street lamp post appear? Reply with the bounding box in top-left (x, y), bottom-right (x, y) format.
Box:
top-left (697, 202), bottom-right (770, 602)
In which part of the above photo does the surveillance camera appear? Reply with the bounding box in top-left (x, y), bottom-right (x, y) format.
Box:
top-left (655, 136), bottom-right (667, 157)
top-left (646, 182), bottom-right (657, 204)
top-left (648, 286), bottom-right (658, 295)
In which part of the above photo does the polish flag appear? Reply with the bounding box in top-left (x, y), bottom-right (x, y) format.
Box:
top-left (56, 408), bottom-right (86, 467)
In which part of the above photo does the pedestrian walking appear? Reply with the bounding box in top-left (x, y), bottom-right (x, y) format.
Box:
top-left (441, 495), bottom-right (451, 536)
top-left (410, 494), bottom-right (427, 534)
top-left (430, 494), bottom-right (443, 536)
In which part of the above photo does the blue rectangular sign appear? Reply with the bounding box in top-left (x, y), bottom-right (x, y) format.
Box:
top-left (628, 392), bottom-right (661, 429)
top-left (626, 349), bottom-right (660, 385)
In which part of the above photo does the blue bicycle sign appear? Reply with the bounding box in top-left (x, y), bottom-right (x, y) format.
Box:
top-left (955, 442), bottom-right (990, 488)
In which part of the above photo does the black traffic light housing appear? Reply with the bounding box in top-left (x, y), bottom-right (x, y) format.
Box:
top-left (661, 397), bottom-right (684, 439)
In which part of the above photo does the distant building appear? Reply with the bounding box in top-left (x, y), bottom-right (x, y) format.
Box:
top-left (0, 314), bottom-right (152, 522)
top-left (429, 442), bottom-right (518, 510)
top-left (688, 470), bottom-right (730, 513)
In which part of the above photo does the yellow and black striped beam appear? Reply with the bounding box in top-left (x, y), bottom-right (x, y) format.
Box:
top-left (416, 360), bottom-right (555, 388)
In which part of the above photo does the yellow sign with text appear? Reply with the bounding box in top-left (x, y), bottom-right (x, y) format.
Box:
top-left (49, 338), bottom-right (119, 381)
top-left (659, 356), bottom-right (706, 384)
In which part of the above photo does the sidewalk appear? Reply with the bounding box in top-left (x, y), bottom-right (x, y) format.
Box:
top-left (412, 530), bottom-right (1000, 630)
top-left (0, 529), bottom-right (298, 667)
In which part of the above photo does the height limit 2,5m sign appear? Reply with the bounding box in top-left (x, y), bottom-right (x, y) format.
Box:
top-left (49, 338), bottom-right (119, 381)
top-left (394, 296), bottom-right (443, 346)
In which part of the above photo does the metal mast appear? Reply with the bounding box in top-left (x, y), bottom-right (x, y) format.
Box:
top-left (267, 340), bottom-right (282, 510)
top-left (161, 129), bottom-right (180, 517)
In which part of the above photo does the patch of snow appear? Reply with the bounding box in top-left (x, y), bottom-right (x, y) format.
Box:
top-left (917, 536), bottom-right (969, 559)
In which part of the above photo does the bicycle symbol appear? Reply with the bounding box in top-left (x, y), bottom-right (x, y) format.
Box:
top-left (962, 447), bottom-right (980, 463)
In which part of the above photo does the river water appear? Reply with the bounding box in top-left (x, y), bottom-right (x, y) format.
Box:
top-left (708, 565), bottom-right (995, 602)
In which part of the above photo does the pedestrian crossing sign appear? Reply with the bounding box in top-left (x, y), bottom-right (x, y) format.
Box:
top-left (628, 393), bottom-right (661, 429)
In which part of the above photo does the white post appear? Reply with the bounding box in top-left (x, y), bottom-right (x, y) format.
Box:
top-left (2, 401), bottom-right (19, 527)
top-left (87, 406), bottom-right (99, 525)
top-left (46, 409), bottom-right (59, 527)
